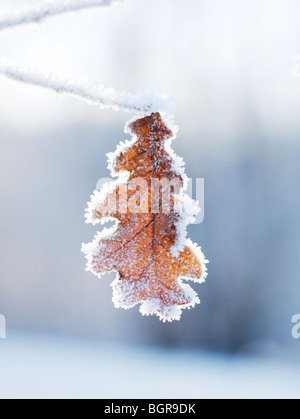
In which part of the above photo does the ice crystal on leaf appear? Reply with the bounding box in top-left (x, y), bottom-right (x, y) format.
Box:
top-left (82, 113), bottom-right (208, 322)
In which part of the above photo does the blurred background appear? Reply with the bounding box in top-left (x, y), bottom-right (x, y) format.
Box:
top-left (0, 0), bottom-right (300, 398)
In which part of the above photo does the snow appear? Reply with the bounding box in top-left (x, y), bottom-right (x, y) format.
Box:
top-left (0, 0), bottom-right (125, 32)
top-left (0, 332), bottom-right (299, 399)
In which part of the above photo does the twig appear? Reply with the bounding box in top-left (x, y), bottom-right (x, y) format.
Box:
top-left (0, 58), bottom-right (173, 114)
top-left (0, 0), bottom-right (124, 32)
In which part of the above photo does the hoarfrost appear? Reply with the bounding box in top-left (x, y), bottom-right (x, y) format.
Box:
top-left (82, 113), bottom-right (208, 322)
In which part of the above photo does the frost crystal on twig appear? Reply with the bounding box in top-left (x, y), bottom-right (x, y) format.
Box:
top-left (0, 0), bottom-right (173, 114)
top-left (0, 58), bottom-right (173, 114)
top-left (0, 0), bottom-right (124, 32)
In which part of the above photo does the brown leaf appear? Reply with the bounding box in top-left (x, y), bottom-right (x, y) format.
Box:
top-left (82, 113), bottom-right (208, 322)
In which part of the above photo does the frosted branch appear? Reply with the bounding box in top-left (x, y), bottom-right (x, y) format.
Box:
top-left (0, 0), bottom-right (124, 32)
top-left (0, 58), bottom-right (173, 114)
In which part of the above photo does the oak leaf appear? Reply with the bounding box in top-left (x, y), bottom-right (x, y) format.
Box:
top-left (82, 112), bottom-right (208, 322)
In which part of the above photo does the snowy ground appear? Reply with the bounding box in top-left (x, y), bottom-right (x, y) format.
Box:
top-left (0, 333), bottom-right (299, 399)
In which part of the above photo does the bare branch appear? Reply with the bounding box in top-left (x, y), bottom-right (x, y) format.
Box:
top-left (0, 0), bottom-right (124, 32)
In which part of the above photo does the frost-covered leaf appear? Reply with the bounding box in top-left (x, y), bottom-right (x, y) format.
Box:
top-left (82, 112), bottom-right (208, 322)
